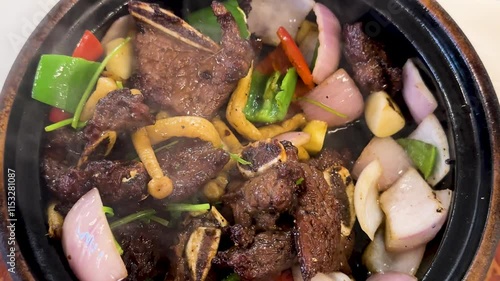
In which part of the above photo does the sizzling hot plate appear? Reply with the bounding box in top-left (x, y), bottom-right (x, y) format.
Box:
top-left (0, 0), bottom-right (499, 280)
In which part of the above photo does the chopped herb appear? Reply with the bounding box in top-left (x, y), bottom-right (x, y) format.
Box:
top-left (44, 118), bottom-right (87, 132)
top-left (114, 238), bottom-right (123, 255)
top-left (229, 152), bottom-right (252, 166)
top-left (223, 273), bottom-right (241, 281)
top-left (295, 178), bottom-right (304, 185)
top-left (102, 206), bottom-right (115, 217)
top-left (297, 97), bottom-right (347, 118)
top-left (166, 203), bottom-right (211, 212)
top-left (150, 215), bottom-right (170, 227)
top-left (116, 81), bottom-right (124, 89)
top-left (71, 37), bottom-right (132, 128)
top-left (110, 209), bottom-right (156, 229)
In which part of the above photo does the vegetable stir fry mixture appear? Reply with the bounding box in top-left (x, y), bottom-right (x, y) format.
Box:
top-left (35, 1), bottom-right (453, 281)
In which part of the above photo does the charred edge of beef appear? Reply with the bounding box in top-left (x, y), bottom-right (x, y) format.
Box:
top-left (294, 164), bottom-right (342, 281)
top-left (342, 22), bottom-right (402, 96)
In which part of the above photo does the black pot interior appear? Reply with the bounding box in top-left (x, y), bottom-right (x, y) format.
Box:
top-left (3, 0), bottom-right (494, 280)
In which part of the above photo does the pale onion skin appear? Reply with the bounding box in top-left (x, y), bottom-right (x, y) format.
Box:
top-left (274, 131), bottom-right (311, 147)
top-left (300, 69), bottom-right (364, 127)
top-left (352, 137), bottom-right (413, 191)
top-left (402, 59), bottom-right (438, 124)
top-left (247, 0), bottom-right (314, 46)
top-left (362, 230), bottom-right (425, 275)
top-left (408, 114), bottom-right (450, 186)
top-left (62, 188), bottom-right (127, 281)
top-left (366, 272), bottom-right (418, 281)
top-left (312, 3), bottom-right (342, 84)
top-left (380, 168), bottom-right (451, 252)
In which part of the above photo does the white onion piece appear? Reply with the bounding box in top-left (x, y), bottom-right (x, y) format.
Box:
top-left (352, 137), bottom-right (413, 191)
top-left (366, 272), bottom-right (417, 281)
top-left (435, 189), bottom-right (453, 210)
top-left (274, 132), bottom-right (311, 147)
top-left (299, 30), bottom-right (319, 66)
top-left (402, 59), bottom-right (438, 124)
top-left (354, 159), bottom-right (384, 240)
top-left (380, 168), bottom-right (450, 252)
top-left (247, 0), bottom-right (314, 46)
top-left (62, 188), bottom-right (127, 281)
top-left (408, 114), bottom-right (450, 186)
top-left (299, 69), bottom-right (364, 127)
top-left (101, 15), bottom-right (135, 46)
top-left (326, 272), bottom-right (352, 281)
top-left (311, 3), bottom-right (342, 84)
top-left (362, 230), bottom-right (425, 275)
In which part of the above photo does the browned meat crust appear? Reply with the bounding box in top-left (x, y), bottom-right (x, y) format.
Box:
top-left (294, 164), bottom-right (342, 281)
top-left (156, 138), bottom-right (229, 202)
top-left (214, 231), bottom-right (295, 281)
top-left (343, 22), bottom-right (402, 96)
top-left (129, 1), bottom-right (254, 118)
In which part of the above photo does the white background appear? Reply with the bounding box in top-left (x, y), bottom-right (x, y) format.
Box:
top-left (0, 0), bottom-right (499, 99)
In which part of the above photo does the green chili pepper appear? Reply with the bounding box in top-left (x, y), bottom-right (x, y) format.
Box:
top-left (31, 55), bottom-right (100, 113)
top-left (186, 0), bottom-right (250, 42)
top-left (244, 68), bottom-right (298, 124)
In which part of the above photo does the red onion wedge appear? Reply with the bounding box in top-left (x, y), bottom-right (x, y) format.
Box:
top-left (299, 69), bottom-right (364, 127)
top-left (352, 137), bottom-right (413, 191)
top-left (101, 15), bottom-right (135, 46)
top-left (354, 159), bottom-right (384, 240)
top-left (366, 272), bottom-right (417, 281)
top-left (62, 188), bottom-right (127, 281)
top-left (380, 168), bottom-right (451, 252)
top-left (402, 59), bottom-right (438, 124)
top-left (274, 131), bottom-right (311, 147)
top-left (362, 230), bottom-right (425, 275)
top-left (408, 114), bottom-right (450, 186)
top-left (311, 3), bottom-right (342, 84)
top-left (247, 0), bottom-right (315, 46)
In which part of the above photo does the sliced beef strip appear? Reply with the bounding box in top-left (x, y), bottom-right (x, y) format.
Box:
top-left (343, 22), bottom-right (402, 96)
top-left (129, 1), bottom-right (253, 118)
top-left (223, 161), bottom-right (303, 230)
top-left (48, 160), bottom-right (148, 206)
top-left (84, 88), bottom-right (154, 142)
top-left (156, 138), bottom-right (229, 202)
top-left (294, 164), bottom-right (342, 281)
top-left (214, 231), bottom-right (295, 281)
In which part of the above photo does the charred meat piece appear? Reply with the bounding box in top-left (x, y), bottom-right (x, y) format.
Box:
top-left (42, 128), bottom-right (85, 164)
top-left (343, 22), bottom-right (402, 96)
top-left (48, 160), bottom-right (148, 205)
top-left (238, 139), bottom-right (287, 178)
top-left (229, 224), bottom-right (256, 248)
top-left (115, 222), bottom-right (170, 281)
top-left (308, 148), bottom-right (353, 171)
top-left (84, 88), bottom-right (154, 142)
top-left (156, 138), bottom-right (229, 202)
top-left (294, 164), bottom-right (342, 280)
top-left (223, 162), bottom-right (303, 229)
top-left (129, 1), bottom-right (253, 118)
top-left (214, 231), bottom-right (295, 281)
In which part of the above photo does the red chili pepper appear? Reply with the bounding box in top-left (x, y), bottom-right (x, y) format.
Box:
top-left (72, 30), bottom-right (104, 61)
top-left (49, 108), bottom-right (72, 123)
top-left (256, 44), bottom-right (292, 75)
top-left (277, 26), bottom-right (315, 89)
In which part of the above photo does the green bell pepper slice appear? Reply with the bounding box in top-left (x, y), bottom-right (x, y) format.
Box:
top-left (397, 138), bottom-right (438, 180)
top-left (244, 68), bottom-right (298, 124)
top-left (32, 55), bottom-right (100, 113)
top-left (186, 0), bottom-right (250, 42)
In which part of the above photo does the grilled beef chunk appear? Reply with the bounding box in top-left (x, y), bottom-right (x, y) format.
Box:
top-left (223, 162), bottom-right (303, 230)
top-left (229, 224), bottom-right (256, 248)
top-left (295, 164), bottom-right (342, 281)
top-left (309, 148), bottom-right (353, 171)
top-left (156, 138), bottom-right (229, 202)
top-left (115, 222), bottom-right (170, 281)
top-left (48, 160), bottom-right (148, 205)
top-left (129, 1), bottom-right (253, 118)
top-left (84, 88), bottom-right (154, 142)
top-left (214, 231), bottom-right (295, 281)
top-left (343, 22), bottom-right (402, 96)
